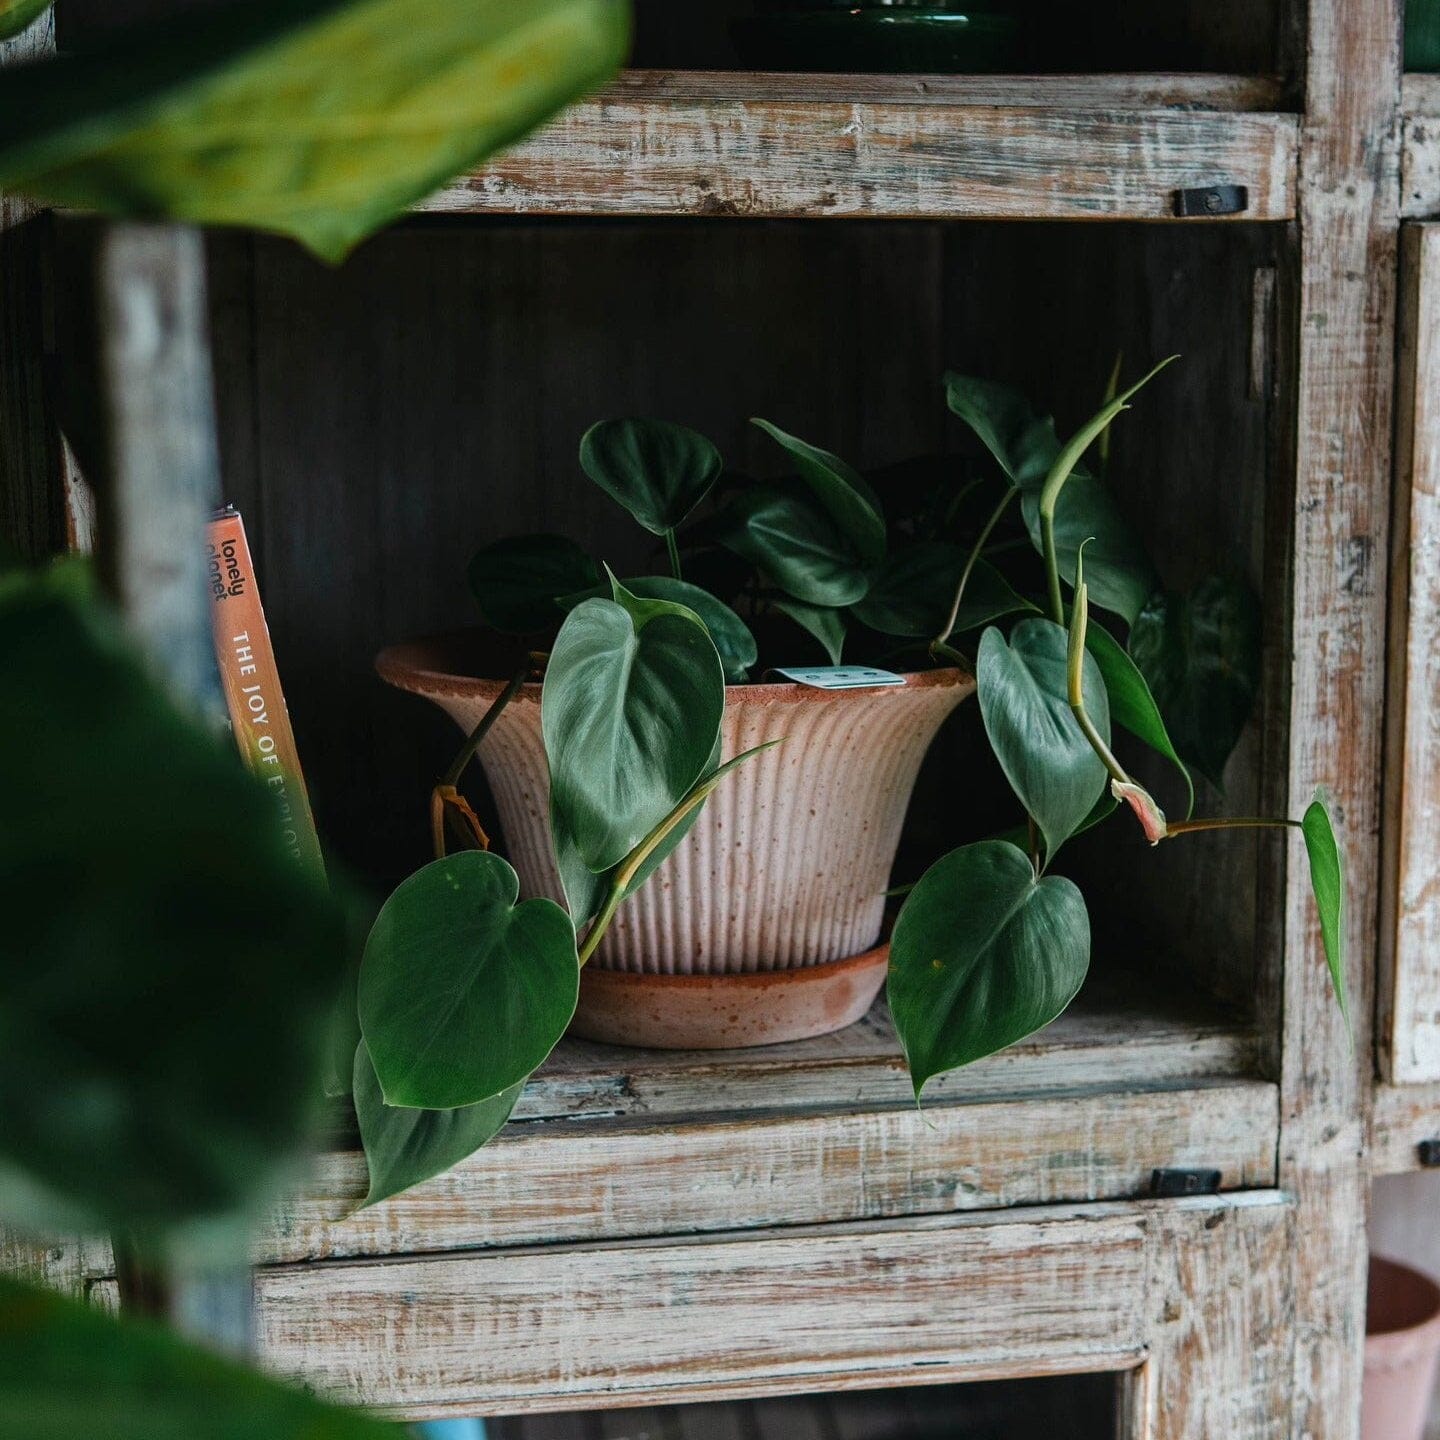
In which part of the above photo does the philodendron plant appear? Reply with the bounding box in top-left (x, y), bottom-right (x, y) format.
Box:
top-left (355, 357), bottom-right (1346, 1204)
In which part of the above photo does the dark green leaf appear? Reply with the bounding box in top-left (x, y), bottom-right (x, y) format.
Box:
top-left (544, 583), bottom-right (724, 873)
top-left (0, 568), bottom-right (348, 1240)
top-left (0, 1275), bottom-right (402, 1440)
top-left (1019, 472), bottom-right (1157, 628)
top-left (1081, 615), bottom-right (1194, 818)
top-left (358, 850), bottom-right (577, 1110)
top-left (716, 484), bottom-right (870, 607)
top-left (560, 576), bottom-right (755, 684)
top-left (772, 597), bottom-right (846, 664)
top-left (1302, 796), bottom-right (1348, 1032)
top-left (579, 419), bottom-right (723, 536)
top-left (353, 1041), bottom-right (521, 1209)
top-left (851, 542), bottom-right (1033, 639)
top-left (888, 840), bottom-right (1090, 1096)
top-left (0, 0), bottom-right (49, 42)
top-left (976, 618), bottom-right (1110, 860)
top-left (751, 418), bottom-right (886, 565)
top-left (0, 0), bottom-right (630, 262)
top-left (1127, 576), bottom-right (1261, 789)
top-left (943, 373), bottom-right (1065, 489)
top-left (468, 533), bottom-right (599, 634)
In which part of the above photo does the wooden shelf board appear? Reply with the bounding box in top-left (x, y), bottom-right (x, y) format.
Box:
top-left (1401, 74), bottom-right (1440, 217)
top-left (417, 70), bottom-right (1298, 223)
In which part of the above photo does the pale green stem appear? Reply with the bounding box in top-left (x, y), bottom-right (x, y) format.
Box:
top-left (1164, 817), bottom-right (1301, 838)
top-left (1067, 568), bottom-right (1131, 787)
top-left (665, 529), bottom-right (683, 582)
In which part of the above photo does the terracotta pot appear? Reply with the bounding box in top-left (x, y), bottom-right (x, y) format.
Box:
top-left (377, 631), bottom-right (974, 1047)
top-left (1363, 1256), bottom-right (1440, 1440)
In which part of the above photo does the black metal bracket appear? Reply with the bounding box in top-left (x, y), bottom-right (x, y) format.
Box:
top-left (1150, 1167), bottom-right (1223, 1197)
top-left (1417, 1139), bottom-right (1440, 1168)
top-left (1172, 184), bottom-right (1249, 218)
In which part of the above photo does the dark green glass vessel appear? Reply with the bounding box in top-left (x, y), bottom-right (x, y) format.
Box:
top-left (1410, 0), bottom-right (1440, 71)
top-left (732, 0), bottom-right (1026, 75)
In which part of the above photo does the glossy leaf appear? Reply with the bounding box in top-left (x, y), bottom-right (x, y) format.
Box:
top-left (888, 840), bottom-right (1090, 1096)
top-left (0, 1276), bottom-right (403, 1440)
top-left (358, 850), bottom-right (577, 1110)
top-left (352, 1041), bottom-right (522, 1209)
top-left (1018, 471), bottom-right (1157, 627)
top-left (772, 597), bottom-right (846, 664)
top-left (1127, 576), bottom-right (1261, 789)
top-left (560, 575), bottom-right (756, 683)
top-left (0, 0), bottom-right (49, 42)
top-left (0, 0), bottom-right (630, 262)
top-left (976, 618), bottom-right (1110, 860)
top-left (943, 373), bottom-right (1064, 489)
top-left (579, 419), bottom-right (723, 536)
top-left (1302, 796), bottom-right (1349, 1031)
top-left (544, 582), bottom-right (724, 873)
top-left (851, 542), bottom-right (1033, 639)
top-left (468, 533), bottom-right (598, 634)
top-left (1081, 614), bottom-right (1194, 818)
top-left (716, 484), bottom-right (871, 607)
top-left (751, 418), bottom-right (886, 565)
top-left (0, 567), bottom-right (349, 1240)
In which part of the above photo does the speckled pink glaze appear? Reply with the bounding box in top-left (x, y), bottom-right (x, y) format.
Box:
top-left (377, 632), bottom-right (973, 984)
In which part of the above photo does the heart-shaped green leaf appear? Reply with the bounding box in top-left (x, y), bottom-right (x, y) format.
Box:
top-left (1127, 576), bottom-right (1261, 790)
top-left (851, 542), bottom-right (1033, 639)
top-left (888, 840), bottom-right (1090, 1097)
top-left (0, 0), bottom-right (630, 262)
top-left (0, 567), bottom-right (349, 1240)
top-left (772, 597), bottom-right (846, 664)
top-left (352, 1041), bottom-right (522, 1209)
top-left (0, 1276), bottom-right (404, 1440)
top-left (943, 373), bottom-right (1065, 489)
top-left (977, 618), bottom-right (1110, 859)
top-left (469, 533), bottom-right (599, 634)
top-left (579, 419), bottom-right (723, 536)
top-left (1081, 615), bottom-right (1194, 818)
top-left (0, 0), bottom-right (49, 42)
top-left (560, 576), bottom-right (756, 684)
top-left (544, 581), bottom-right (724, 874)
top-left (1302, 796), bottom-right (1348, 1032)
top-left (751, 418), bottom-right (886, 565)
top-left (358, 850), bottom-right (577, 1110)
top-left (716, 484), bottom-right (870, 607)
top-left (1019, 472), bottom-right (1157, 628)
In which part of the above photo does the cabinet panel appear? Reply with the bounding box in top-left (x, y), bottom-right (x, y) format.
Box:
top-left (1383, 222), bottom-right (1440, 1083)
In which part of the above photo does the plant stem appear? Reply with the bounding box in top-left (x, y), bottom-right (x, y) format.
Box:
top-left (1066, 557), bottom-right (1130, 787)
top-left (933, 485), bottom-right (1017, 654)
top-left (1163, 816), bottom-right (1301, 837)
top-left (665, 528), bottom-right (683, 582)
top-left (1042, 509), bottom-right (1065, 625)
top-left (441, 655), bottom-right (532, 791)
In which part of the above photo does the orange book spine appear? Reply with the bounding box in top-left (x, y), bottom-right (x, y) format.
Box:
top-left (206, 508), bottom-right (325, 875)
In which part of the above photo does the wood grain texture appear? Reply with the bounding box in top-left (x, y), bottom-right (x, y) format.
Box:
top-left (239, 1193), bottom-right (1291, 1421)
top-left (1283, 1), bottom-right (1402, 1436)
top-left (0, 14), bottom-right (63, 562)
top-left (252, 1080), bottom-right (1277, 1267)
top-left (1372, 1080), bottom-right (1440, 1173)
top-left (1381, 223), bottom-right (1440, 1083)
top-left (421, 93), bottom-right (1298, 222)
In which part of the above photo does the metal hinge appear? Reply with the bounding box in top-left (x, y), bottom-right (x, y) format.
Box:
top-left (1150, 1167), bottom-right (1223, 1197)
top-left (1417, 1139), bottom-right (1440, 1167)
top-left (1172, 184), bottom-right (1249, 218)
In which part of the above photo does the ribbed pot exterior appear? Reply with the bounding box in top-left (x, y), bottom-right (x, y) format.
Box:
top-left (378, 638), bottom-right (972, 976)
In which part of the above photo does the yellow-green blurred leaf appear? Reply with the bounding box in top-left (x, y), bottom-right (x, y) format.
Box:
top-left (0, 0), bottom-right (630, 260)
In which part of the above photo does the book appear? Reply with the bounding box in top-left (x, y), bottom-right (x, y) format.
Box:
top-left (206, 507), bottom-right (325, 875)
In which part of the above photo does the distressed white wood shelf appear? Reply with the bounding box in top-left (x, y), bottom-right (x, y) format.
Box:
top-left (416, 70), bottom-right (1299, 223)
top-left (1401, 74), bottom-right (1440, 217)
top-left (1372, 1081), bottom-right (1440, 1172)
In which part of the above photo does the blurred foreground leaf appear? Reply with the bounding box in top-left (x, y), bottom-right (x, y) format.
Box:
top-left (0, 0), bottom-right (630, 261)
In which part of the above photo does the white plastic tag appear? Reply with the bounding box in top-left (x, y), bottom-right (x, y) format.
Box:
top-left (768, 665), bottom-right (906, 690)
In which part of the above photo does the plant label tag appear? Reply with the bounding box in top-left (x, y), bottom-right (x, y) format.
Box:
top-left (768, 666), bottom-right (906, 690)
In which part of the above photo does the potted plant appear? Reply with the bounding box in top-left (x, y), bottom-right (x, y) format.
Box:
top-left (355, 359), bottom-right (1345, 1207)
